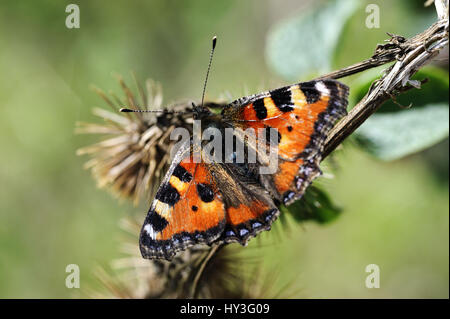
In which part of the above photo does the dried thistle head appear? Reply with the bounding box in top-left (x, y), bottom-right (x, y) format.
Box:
top-left (76, 74), bottom-right (193, 205)
top-left (85, 217), bottom-right (235, 298)
top-left (87, 217), bottom-right (299, 299)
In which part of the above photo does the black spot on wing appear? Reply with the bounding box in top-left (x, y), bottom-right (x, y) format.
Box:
top-left (252, 99), bottom-right (267, 120)
top-left (146, 210), bottom-right (168, 232)
top-left (300, 83), bottom-right (320, 104)
top-left (155, 183), bottom-right (180, 206)
top-left (172, 164), bottom-right (192, 182)
top-left (196, 183), bottom-right (215, 203)
top-left (270, 87), bottom-right (293, 112)
top-left (325, 80), bottom-right (338, 97)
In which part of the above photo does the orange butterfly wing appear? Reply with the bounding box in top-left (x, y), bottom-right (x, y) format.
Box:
top-left (222, 79), bottom-right (349, 205)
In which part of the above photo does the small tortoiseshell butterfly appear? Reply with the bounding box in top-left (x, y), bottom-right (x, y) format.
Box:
top-left (129, 39), bottom-right (349, 260)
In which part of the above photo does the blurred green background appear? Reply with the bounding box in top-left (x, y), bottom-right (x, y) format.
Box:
top-left (0, 0), bottom-right (448, 298)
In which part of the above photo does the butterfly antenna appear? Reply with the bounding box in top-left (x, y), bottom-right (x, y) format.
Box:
top-left (121, 36), bottom-right (217, 116)
top-left (119, 108), bottom-right (190, 114)
top-left (200, 36), bottom-right (217, 108)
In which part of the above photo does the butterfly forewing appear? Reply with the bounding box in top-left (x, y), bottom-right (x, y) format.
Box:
top-left (222, 79), bottom-right (349, 205)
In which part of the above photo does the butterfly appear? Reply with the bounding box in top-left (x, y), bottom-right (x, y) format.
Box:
top-left (137, 78), bottom-right (349, 260)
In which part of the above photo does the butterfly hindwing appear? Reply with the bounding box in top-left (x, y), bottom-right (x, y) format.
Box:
top-left (207, 162), bottom-right (279, 244)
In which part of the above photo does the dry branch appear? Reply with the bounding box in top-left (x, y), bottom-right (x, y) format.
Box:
top-left (321, 0), bottom-right (449, 159)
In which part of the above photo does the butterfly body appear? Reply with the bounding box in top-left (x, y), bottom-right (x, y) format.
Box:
top-left (140, 79), bottom-right (349, 260)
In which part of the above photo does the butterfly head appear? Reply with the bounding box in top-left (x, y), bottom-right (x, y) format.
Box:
top-left (192, 102), bottom-right (212, 120)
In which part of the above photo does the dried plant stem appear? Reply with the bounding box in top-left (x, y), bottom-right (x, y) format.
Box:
top-left (320, 1), bottom-right (449, 159)
top-left (189, 245), bottom-right (221, 299)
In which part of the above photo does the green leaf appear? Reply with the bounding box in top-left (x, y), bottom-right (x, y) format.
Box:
top-left (354, 67), bottom-right (449, 161)
top-left (266, 0), bottom-right (359, 81)
top-left (356, 104), bottom-right (449, 161)
top-left (281, 186), bottom-right (341, 224)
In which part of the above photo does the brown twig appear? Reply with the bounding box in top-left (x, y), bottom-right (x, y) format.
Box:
top-left (321, 0), bottom-right (449, 159)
